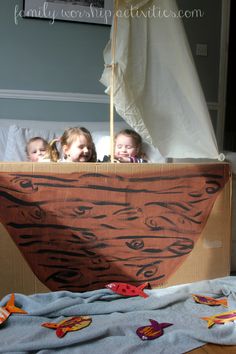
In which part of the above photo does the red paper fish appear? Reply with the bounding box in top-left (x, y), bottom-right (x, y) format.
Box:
top-left (105, 282), bottom-right (149, 298)
top-left (192, 294), bottom-right (228, 308)
top-left (41, 316), bottom-right (92, 338)
top-left (201, 310), bottom-right (236, 328)
top-left (136, 319), bottom-right (173, 340)
top-left (0, 293), bottom-right (27, 325)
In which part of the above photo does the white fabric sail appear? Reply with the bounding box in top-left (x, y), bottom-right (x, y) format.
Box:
top-left (100, 0), bottom-right (220, 159)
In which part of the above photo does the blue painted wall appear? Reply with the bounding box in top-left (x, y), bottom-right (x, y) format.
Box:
top-left (0, 0), bottom-right (222, 124)
top-left (178, 0), bottom-right (221, 103)
top-left (0, 0), bottom-right (111, 121)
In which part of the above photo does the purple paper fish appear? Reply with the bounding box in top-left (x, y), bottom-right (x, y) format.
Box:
top-left (136, 319), bottom-right (173, 340)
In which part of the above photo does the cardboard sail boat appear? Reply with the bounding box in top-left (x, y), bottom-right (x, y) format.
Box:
top-left (0, 0), bottom-right (231, 297)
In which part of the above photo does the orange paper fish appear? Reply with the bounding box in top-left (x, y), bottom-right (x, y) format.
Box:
top-left (105, 282), bottom-right (149, 298)
top-left (192, 294), bottom-right (228, 307)
top-left (42, 316), bottom-right (92, 338)
top-left (201, 310), bottom-right (236, 328)
top-left (0, 293), bottom-right (27, 325)
top-left (0, 307), bottom-right (10, 325)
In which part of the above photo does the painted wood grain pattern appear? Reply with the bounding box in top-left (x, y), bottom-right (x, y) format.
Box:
top-left (0, 164), bottom-right (229, 292)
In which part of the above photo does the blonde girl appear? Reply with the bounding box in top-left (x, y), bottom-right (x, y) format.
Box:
top-left (49, 127), bottom-right (97, 162)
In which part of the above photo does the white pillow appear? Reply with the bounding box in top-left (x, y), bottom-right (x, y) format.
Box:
top-left (3, 125), bottom-right (61, 162)
top-left (3, 124), bottom-right (165, 163)
top-left (3, 125), bottom-right (112, 162)
top-left (0, 126), bottom-right (9, 161)
top-left (3, 126), bottom-right (112, 162)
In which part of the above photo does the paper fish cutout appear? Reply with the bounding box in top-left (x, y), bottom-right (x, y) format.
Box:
top-left (0, 293), bottom-right (28, 325)
top-left (201, 310), bottom-right (236, 328)
top-left (105, 282), bottom-right (149, 298)
top-left (136, 319), bottom-right (173, 340)
top-left (192, 294), bottom-right (228, 307)
top-left (0, 307), bottom-right (10, 325)
top-left (41, 316), bottom-right (92, 338)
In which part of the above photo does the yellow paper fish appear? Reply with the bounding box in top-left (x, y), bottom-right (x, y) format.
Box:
top-left (0, 293), bottom-right (28, 325)
top-left (201, 310), bottom-right (236, 328)
top-left (192, 294), bottom-right (228, 307)
top-left (42, 316), bottom-right (92, 337)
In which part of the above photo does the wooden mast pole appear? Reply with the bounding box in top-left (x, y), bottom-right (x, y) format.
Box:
top-left (110, 0), bottom-right (119, 163)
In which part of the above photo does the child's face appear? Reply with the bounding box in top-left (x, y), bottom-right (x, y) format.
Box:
top-left (63, 135), bottom-right (92, 162)
top-left (27, 139), bottom-right (47, 162)
top-left (114, 134), bottom-right (138, 159)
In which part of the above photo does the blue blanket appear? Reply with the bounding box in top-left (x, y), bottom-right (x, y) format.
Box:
top-left (0, 277), bottom-right (236, 353)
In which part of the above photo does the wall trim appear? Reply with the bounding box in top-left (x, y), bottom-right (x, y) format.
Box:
top-left (0, 89), bottom-right (109, 104)
top-left (0, 89), bottom-right (217, 111)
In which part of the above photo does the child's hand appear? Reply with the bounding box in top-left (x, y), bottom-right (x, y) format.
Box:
top-left (116, 156), bottom-right (132, 163)
top-left (38, 155), bottom-right (51, 162)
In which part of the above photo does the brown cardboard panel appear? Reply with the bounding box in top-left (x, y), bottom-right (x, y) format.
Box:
top-left (0, 223), bottom-right (49, 297)
top-left (163, 178), bottom-right (231, 287)
top-left (0, 162), bottom-right (231, 297)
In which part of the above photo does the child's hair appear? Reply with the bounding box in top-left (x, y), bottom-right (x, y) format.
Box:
top-left (49, 127), bottom-right (97, 162)
top-left (25, 136), bottom-right (49, 157)
top-left (47, 138), bottom-right (61, 162)
top-left (115, 129), bottom-right (144, 158)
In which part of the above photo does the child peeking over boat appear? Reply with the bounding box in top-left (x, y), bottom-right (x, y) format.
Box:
top-left (26, 137), bottom-right (50, 162)
top-left (48, 127), bottom-right (97, 162)
top-left (102, 129), bottom-right (148, 163)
